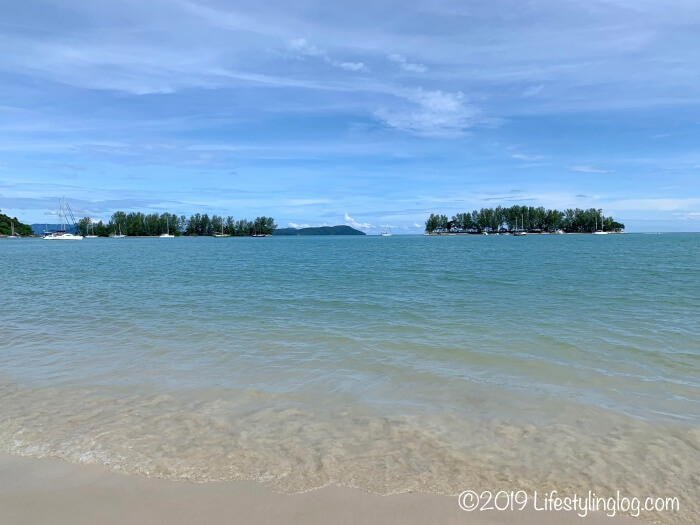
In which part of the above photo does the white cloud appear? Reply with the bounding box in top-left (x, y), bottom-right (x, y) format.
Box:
top-left (388, 54), bottom-right (427, 73)
top-left (608, 198), bottom-right (700, 212)
top-left (289, 38), bottom-right (325, 57)
top-left (339, 62), bottom-right (367, 71)
top-left (523, 84), bottom-right (544, 97)
top-left (288, 38), bottom-right (368, 72)
top-left (285, 198), bottom-right (332, 206)
top-left (567, 165), bottom-right (611, 174)
top-left (344, 213), bottom-right (371, 229)
top-left (672, 211), bottom-right (700, 220)
top-left (375, 88), bottom-right (475, 137)
top-left (413, 222), bottom-right (422, 228)
top-left (512, 153), bottom-right (544, 161)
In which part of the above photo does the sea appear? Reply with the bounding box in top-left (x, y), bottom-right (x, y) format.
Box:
top-left (1, 234), bottom-right (698, 523)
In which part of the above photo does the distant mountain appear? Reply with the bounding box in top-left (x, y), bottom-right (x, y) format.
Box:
top-left (31, 223), bottom-right (78, 235)
top-left (274, 225), bottom-right (365, 236)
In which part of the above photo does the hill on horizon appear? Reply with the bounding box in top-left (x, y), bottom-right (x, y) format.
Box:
top-left (31, 223), bottom-right (78, 235)
top-left (274, 225), bottom-right (365, 236)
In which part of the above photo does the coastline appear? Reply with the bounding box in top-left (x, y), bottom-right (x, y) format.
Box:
top-left (421, 231), bottom-right (627, 235)
top-left (0, 453), bottom-right (642, 525)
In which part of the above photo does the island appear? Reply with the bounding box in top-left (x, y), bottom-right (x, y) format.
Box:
top-left (27, 211), bottom-right (363, 237)
top-left (274, 225), bottom-right (365, 236)
top-left (0, 211), bottom-right (33, 237)
top-left (33, 212), bottom-right (278, 237)
top-left (425, 206), bottom-right (625, 234)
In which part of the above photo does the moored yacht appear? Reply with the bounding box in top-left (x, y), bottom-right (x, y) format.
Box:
top-left (159, 216), bottom-right (174, 238)
top-left (85, 221), bottom-right (98, 238)
top-left (593, 212), bottom-right (608, 235)
top-left (7, 222), bottom-right (20, 239)
top-left (213, 216), bottom-right (230, 237)
top-left (110, 223), bottom-right (127, 238)
top-left (44, 198), bottom-right (83, 240)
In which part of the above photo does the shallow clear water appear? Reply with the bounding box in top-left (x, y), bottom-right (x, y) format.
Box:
top-left (1, 234), bottom-right (698, 522)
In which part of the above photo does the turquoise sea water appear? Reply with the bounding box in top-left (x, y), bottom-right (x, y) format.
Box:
top-left (1, 234), bottom-right (698, 522)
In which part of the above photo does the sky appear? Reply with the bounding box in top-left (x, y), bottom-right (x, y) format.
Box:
top-left (1, 0), bottom-right (699, 233)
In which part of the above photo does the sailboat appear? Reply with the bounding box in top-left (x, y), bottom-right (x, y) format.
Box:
top-left (213, 217), bottom-right (230, 237)
top-left (380, 227), bottom-right (393, 237)
top-left (593, 211), bottom-right (608, 235)
top-left (159, 216), bottom-right (174, 238)
top-left (110, 222), bottom-right (127, 238)
top-left (7, 221), bottom-right (20, 239)
top-left (85, 221), bottom-right (98, 238)
top-left (514, 215), bottom-right (527, 236)
top-left (43, 198), bottom-right (83, 240)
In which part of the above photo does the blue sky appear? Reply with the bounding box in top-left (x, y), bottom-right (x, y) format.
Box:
top-left (1, 0), bottom-right (699, 232)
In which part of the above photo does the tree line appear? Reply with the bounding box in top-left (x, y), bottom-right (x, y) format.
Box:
top-left (76, 212), bottom-right (277, 237)
top-left (425, 206), bottom-right (625, 234)
top-left (0, 211), bottom-right (33, 236)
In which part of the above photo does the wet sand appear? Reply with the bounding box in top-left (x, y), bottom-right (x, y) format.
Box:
top-left (0, 453), bottom-right (642, 525)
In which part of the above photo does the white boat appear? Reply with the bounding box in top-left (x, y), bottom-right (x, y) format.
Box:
top-left (553, 229), bottom-right (566, 234)
top-left (514, 215), bottom-right (527, 236)
top-left (44, 231), bottom-right (83, 240)
top-left (110, 223), bottom-right (127, 238)
top-left (159, 216), bottom-right (174, 238)
top-left (593, 212), bottom-right (608, 235)
top-left (379, 232), bottom-right (393, 237)
top-left (85, 221), bottom-right (98, 238)
top-left (213, 216), bottom-right (230, 237)
top-left (251, 223), bottom-right (266, 237)
top-left (44, 198), bottom-right (83, 240)
top-left (7, 222), bottom-right (20, 239)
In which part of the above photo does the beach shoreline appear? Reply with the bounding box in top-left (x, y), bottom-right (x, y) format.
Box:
top-left (0, 452), bottom-right (643, 525)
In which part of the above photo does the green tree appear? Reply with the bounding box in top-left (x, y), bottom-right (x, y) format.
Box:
top-left (225, 216), bottom-right (235, 235)
top-left (425, 206), bottom-right (623, 234)
top-left (235, 219), bottom-right (251, 236)
top-left (0, 211), bottom-right (34, 236)
top-left (76, 217), bottom-right (90, 236)
top-left (425, 213), bottom-right (439, 233)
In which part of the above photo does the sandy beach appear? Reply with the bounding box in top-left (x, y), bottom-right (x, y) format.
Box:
top-left (0, 453), bottom-right (645, 525)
